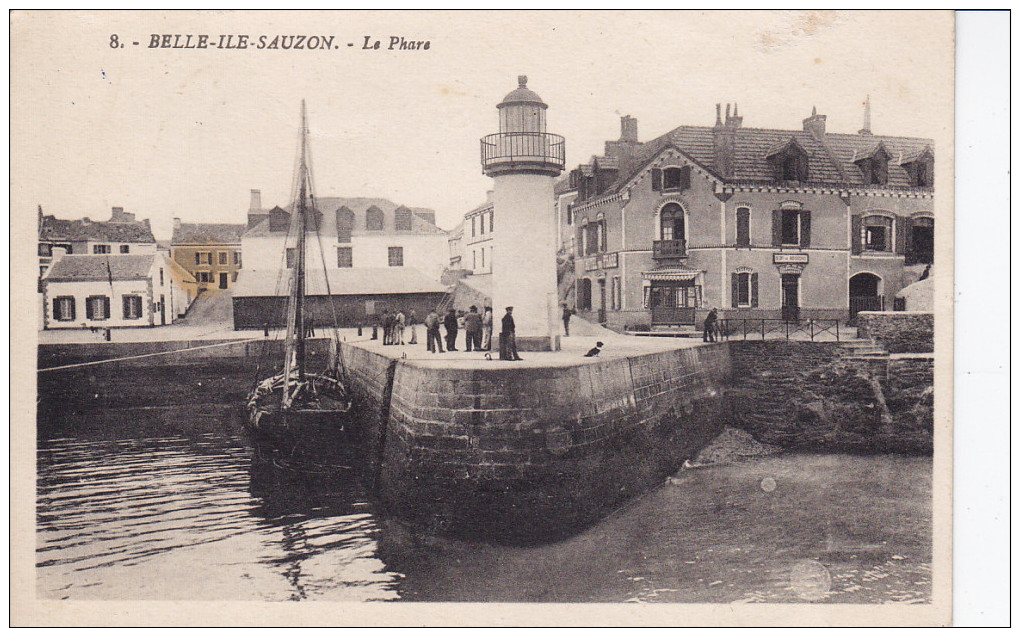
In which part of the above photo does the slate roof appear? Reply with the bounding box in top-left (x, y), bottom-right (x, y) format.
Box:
top-left (171, 222), bottom-right (246, 245)
top-left (232, 267), bottom-right (447, 297)
top-left (39, 215), bottom-right (156, 244)
top-left (45, 254), bottom-right (156, 282)
top-left (574, 123), bottom-right (934, 199)
top-left (243, 197), bottom-right (447, 238)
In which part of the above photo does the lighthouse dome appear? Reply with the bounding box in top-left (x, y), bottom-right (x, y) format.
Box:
top-left (498, 75), bottom-right (547, 109)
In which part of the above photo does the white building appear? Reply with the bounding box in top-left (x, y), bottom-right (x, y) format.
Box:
top-left (462, 192), bottom-right (495, 275)
top-left (239, 196), bottom-right (448, 280)
top-left (42, 253), bottom-right (191, 329)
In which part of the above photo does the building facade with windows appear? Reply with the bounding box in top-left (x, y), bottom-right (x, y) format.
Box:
top-left (41, 253), bottom-right (191, 329)
top-left (563, 105), bottom-right (935, 329)
top-left (170, 219), bottom-right (247, 292)
top-left (37, 206), bottom-right (158, 282)
top-left (451, 191), bottom-right (496, 275)
top-left (233, 195), bottom-right (449, 329)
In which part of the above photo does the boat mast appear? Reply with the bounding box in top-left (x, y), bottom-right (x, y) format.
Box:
top-left (283, 101), bottom-right (310, 407)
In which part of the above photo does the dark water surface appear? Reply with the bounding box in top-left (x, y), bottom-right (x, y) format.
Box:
top-left (37, 414), bottom-right (931, 603)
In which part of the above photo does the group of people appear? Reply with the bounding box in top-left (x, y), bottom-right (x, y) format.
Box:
top-left (408, 304), bottom-right (522, 361)
top-left (379, 308), bottom-right (418, 345)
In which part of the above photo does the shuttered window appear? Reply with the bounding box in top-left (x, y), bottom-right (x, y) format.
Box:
top-left (122, 295), bottom-right (143, 320)
top-left (86, 295), bottom-right (111, 321)
top-left (731, 272), bottom-right (759, 308)
top-left (774, 209), bottom-right (811, 247)
top-left (53, 296), bottom-right (75, 321)
top-left (394, 208), bottom-right (413, 231)
top-left (336, 207), bottom-right (355, 243)
top-left (736, 207), bottom-right (751, 247)
top-left (366, 207), bottom-right (384, 231)
top-left (388, 247), bottom-right (404, 267)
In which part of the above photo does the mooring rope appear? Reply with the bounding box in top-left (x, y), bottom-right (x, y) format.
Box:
top-left (38, 338), bottom-right (266, 372)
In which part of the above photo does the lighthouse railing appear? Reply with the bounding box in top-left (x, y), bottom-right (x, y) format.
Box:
top-left (481, 132), bottom-right (566, 168)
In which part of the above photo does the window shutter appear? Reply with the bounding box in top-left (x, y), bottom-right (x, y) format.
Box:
top-left (904, 217), bottom-right (916, 264)
top-left (772, 210), bottom-right (782, 246)
top-left (751, 273), bottom-right (759, 308)
top-left (731, 273), bottom-right (739, 308)
top-left (680, 166), bottom-right (691, 191)
top-left (123, 296), bottom-right (130, 319)
top-left (851, 214), bottom-right (863, 254)
top-left (651, 168), bottom-right (662, 191)
top-left (895, 215), bottom-right (907, 254)
top-left (800, 211), bottom-right (811, 248)
top-left (103, 297), bottom-right (111, 319)
top-left (69, 298), bottom-right (76, 321)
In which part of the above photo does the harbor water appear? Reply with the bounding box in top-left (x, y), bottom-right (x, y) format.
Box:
top-left (36, 408), bottom-right (932, 603)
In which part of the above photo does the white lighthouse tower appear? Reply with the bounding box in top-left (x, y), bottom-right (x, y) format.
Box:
top-left (481, 75), bottom-right (565, 351)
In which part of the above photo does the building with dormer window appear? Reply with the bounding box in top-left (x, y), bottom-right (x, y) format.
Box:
top-left (560, 101), bottom-right (935, 330)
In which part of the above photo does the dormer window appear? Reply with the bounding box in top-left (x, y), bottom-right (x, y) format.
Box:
top-left (854, 143), bottom-right (891, 186)
top-left (394, 207), bottom-right (413, 231)
top-left (765, 138), bottom-right (809, 184)
top-left (901, 148), bottom-right (934, 188)
top-left (366, 206), bottom-right (384, 231)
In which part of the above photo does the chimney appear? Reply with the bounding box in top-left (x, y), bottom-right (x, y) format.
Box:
top-left (803, 106), bottom-right (827, 138)
top-left (726, 102), bottom-right (743, 128)
top-left (620, 115), bottom-right (639, 143)
top-left (486, 190), bottom-right (494, 205)
top-left (142, 218), bottom-right (151, 232)
top-left (111, 206), bottom-right (125, 221)
top-left (712, 103), bottom-right (737, 178)
top-left (82, 217), bottom-right (91, 224)
top-left (173, 217), bottom-right (182, 232)
top-left (858, 95), bottom-right (873, 136)
top-left (249, 189), bottom-right (262, 211)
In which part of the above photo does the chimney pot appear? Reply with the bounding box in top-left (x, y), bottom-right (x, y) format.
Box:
top-left (619, 115), bottom-right (639, 143)
top-left (803, 108), bottom-right (827, 137)
top-left (715, 103), bottom-right (722, 126)
top-left (249, 189), bottom-right (262, 212)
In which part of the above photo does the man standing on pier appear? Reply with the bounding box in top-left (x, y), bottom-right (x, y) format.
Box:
top-left (443, 308), bottom-right (459, 351)
top-left (703, 307), bottom-right (718, 343)
top-left (425, 309), bottom-right (444, 353)
top-left (481, 305), bottom-right (493, 351)
top-left (499, 306), bottom-right (522, 361)
top-left (464, 305), bottom-right (482, 351)
top-left (562, 303), bottom-right (574, 337)
top-left (407, 309), bottom-right (418, 344)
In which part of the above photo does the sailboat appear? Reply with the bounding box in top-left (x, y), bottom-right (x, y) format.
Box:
top-left (245, 101), bottom-right (353, 448)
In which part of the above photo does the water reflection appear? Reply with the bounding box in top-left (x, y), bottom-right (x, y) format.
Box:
top-left (37, 433), bottom-right (400, 601)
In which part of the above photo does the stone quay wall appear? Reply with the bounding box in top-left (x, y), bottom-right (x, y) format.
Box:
top-left (726, 341), bottom-right (933, 454)
top-left (856, 311), bottom-right (934, 353)
top-left (339, 342), bottom-right (731, 543)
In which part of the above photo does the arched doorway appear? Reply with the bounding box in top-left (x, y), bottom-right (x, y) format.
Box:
top-left (849, 272), bottom-right (883, 322)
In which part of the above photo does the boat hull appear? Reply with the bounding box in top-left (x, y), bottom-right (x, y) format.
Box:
top-left (245, 373), bottom-right (355, 454)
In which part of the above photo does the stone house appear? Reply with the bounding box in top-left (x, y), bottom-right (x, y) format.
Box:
top-left (37, 206), bottom-right (157, 282)
top-left (170, 219), bottom-right (247, 292)
top-left (560, 105), bottom-right (935, 330)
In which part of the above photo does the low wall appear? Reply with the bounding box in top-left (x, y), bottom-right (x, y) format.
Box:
top-left (727, 341), bottom-right (933, 454)
top-left (340, 342), bottom-right (731, 543)
top-left (856, 311), bottom-right (934, 353)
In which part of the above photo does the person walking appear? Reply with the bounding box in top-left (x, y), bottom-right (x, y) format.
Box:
top-left (443, 308), bottom-right (459, 351)
top-left (464, 305), bottom-right (483, 351)
top-left (481, 305), bottom-right (493, 351)
top-left (380, 308), bottom-right (391, 345)
top-left (407, 309), bottom-right (418, 344)
top-left (703, 307), bottom-right (718, 343)
top-left (499, 306), bottom-right (522, 361)
top-left (561, 303), bottom-right (574, 337)
top-left (425, 309), bottom-right (444, 353)
top-left (395, 310), bottom-right (406, 345)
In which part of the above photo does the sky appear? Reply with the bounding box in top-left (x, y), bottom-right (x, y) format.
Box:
top-left (11, 11), bottom-right (954, 238)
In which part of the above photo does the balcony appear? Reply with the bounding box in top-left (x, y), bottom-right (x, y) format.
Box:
top-left (481, 132), bottom-right (565, 176)
top-left (653, 239), bottom-right (688, 260)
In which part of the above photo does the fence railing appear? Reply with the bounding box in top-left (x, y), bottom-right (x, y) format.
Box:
top-left (480, 132), bottom-right (566, 168)
top-left (652, 239), bottom-right (688, 259)
top-left (716, 318), bottom-right (841, 342)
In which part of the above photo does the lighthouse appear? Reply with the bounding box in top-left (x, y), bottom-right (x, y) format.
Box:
top-left (481, 75), bottom-right (565, 351)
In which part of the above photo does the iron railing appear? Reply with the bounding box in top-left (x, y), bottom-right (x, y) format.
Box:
top-left (652, 239), bottom-right (688, 259)
top-left (716, 318), bottom-right (842, 342)
top-left (480, 132), bottom-right (565, 169)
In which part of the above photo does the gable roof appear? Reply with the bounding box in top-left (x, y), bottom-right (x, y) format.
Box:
top-left (171, 222), bottom-right (246, 245)
top-left (45, 254), bottom-right (156, 282)
top-left (573, 123), bottom-right (934, 200)
top-left (243, 197), bottom-right (447, 238)
top-left (39, 215), bottom-right (156, 244)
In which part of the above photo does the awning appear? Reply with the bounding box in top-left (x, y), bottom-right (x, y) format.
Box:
top-left (642, 264), bottom-right (703, 281)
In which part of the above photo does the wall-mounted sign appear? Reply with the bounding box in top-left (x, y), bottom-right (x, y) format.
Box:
top-left (774, 253), bottom-right (809, 264)
top-left (602, 252), bottom-right (619, 269)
